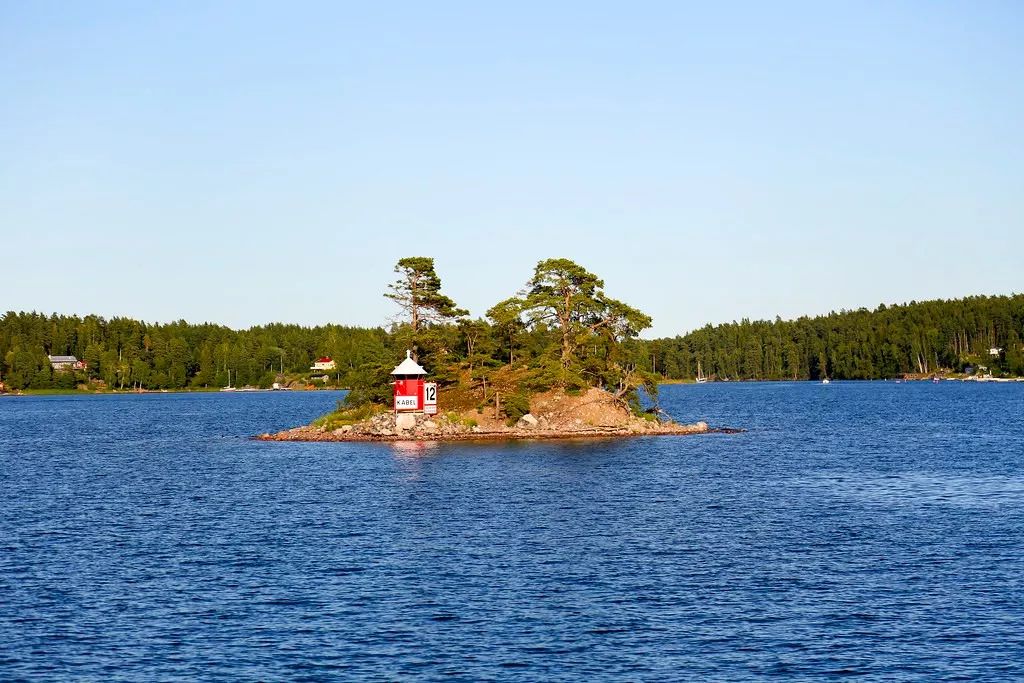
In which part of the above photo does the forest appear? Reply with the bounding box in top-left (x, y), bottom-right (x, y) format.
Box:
top-left (651, 295), bottom-right (1024, 381)
top-left (0, 258), bottom-right (654, 403)
top-left (2, 262), bottom-right (1022, 393)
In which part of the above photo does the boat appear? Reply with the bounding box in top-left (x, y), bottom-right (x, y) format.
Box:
top-left (695, 361), bottom-right (708, 384)
top-left (822, 377), bottom-right (831, 384)
top-left (220, 369), bottom-right (237, 392)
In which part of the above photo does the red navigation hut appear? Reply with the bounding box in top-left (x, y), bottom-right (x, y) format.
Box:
top-left (391, 351), bottom-right (437, 415)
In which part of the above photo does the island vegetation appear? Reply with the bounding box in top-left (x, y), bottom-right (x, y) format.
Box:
top-left (333, 256), bottom-right (661, 425)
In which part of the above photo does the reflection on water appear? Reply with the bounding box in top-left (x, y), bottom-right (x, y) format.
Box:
top-left (390, 440), bottom-right (442, 482)
top-left (389, 440), bottom-right (441, 458)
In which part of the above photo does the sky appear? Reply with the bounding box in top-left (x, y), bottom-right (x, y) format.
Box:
top-left (2, 1), bottom-right (1021, 337)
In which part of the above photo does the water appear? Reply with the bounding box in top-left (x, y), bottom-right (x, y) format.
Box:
top-left (1, 383), bottom-right (1023, 680)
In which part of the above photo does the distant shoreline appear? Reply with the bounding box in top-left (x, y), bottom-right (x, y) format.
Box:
top-left (1, 387), bottom-right (347, 397)
top-left (4, 376), bottom-right (1023, 398)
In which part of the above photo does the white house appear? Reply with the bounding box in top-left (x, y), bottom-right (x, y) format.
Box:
top-left (989, 347), bottom-right (1003, 356)
top-left (49, 355), bottom-right (87, 372)
top-left (310, 356), bottom-right (336, 382)
top-left (310, 357), bottom-right (336, 372)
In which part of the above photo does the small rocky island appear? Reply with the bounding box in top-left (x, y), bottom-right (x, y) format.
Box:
top-left (258, 386), bottom-right (714, 443)
top-left (257, 257), bottom-right (732, 444)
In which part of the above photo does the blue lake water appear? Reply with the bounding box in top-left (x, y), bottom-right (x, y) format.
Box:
top-left (1, 383), bottom-right (1023, 680)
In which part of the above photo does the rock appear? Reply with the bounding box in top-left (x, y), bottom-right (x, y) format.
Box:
top-left (537, 416), bottom-right (550, 429)
top-left (517, 413), bottom-right (539, 429)
top-left (395, 413), bottom-right (416, 433)
top-left (378, 429), bottom-right (393, 436)
top-left (421, 420), bottom-right (438, 434)
top-left (472, 425), bottom-right (482, 433)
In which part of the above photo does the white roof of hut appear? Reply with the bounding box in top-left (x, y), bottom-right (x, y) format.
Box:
top-left (391, 350), bottom-right (427, 376)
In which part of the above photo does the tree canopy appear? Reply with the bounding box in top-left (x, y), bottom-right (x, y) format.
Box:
top-left (491, 258), bottom-right (654, 395)
top-left (3, 264), bottom-right (1021, 402)
top-left (643, 295), bottom-right (1024, 381)
top-left (384, 257), bottom-right (467, 332)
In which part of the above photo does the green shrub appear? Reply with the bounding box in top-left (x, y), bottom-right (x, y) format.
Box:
top-left (503, 392), bottom-right (531, 422)
top-left (313, 403), bottom-right (383, 430)
top-left (442, 412), bottom-right (477, 429)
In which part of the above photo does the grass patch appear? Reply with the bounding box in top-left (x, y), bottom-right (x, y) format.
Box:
top-left (442, 412), bottom-right (478, 429)
top-left (313, 403), bottom-right (385, 430)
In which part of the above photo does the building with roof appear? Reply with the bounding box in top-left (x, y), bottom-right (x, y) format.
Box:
top-left (48, 355), bottom-right (87, 372)
top-left (310, 356), bottom-right (336, 382)
top-left (311, 357), bottom-right (336, 372)
top-left (391, 351), bottom-right (436, 414)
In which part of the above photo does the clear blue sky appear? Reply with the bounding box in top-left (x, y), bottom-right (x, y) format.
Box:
top-left (2, 1), bottom-right (1021, 337)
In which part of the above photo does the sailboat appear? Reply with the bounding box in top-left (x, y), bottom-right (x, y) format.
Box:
top-left (220, 369), bottom-right (237, 392)
top-left (695, 361), bottom-right (708, 384)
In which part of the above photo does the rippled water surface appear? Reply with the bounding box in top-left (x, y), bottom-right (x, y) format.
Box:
top-left (2, 383), bottom-right (1023, 680)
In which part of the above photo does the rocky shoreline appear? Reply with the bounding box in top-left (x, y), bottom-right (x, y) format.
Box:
top-left (255, 387), bottom-right (741, 444)
top-left (255, 410), bottom-right (735, 443)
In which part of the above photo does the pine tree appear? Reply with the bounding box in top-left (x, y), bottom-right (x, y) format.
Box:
top-left (384, 257), bottom-right (467, 334)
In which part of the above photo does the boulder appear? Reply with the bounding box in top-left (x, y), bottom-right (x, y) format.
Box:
top-left (517, 413), bottom-right (539, 429)
top-left (421, 420), bottom-right (438, 434)
top-left (395, 413), bottom-right (417, 433)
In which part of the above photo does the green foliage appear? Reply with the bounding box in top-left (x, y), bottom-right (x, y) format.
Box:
top-left (515, 258), bottom-right (651, 374)
top-left (485, 258), bottom-right (653, 406)
top-left (5, 272), bottom-right (1017, 402)
top-left (313, 403), bottom-right (384, 431)
top-left (502, 392), bottom-right (532, 422)
top-left (441, 412), bottom-right (477, 429)
top-left (384, 257), bottom-right (467, 333)
top-left (0, 311), bottom-right (391, 391)
top-left (641, 295), bottom-right (1024, 381)
top-left (486, 297), bottom-right (527, 365)
top-left (342, 361), bottom-right (394, 407)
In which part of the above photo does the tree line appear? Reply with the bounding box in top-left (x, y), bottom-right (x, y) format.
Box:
top-left (0, 258), bottom-right (655, 403)
top-left (0, 314), bottom-right (390, 391)
top-left (648, 295), bottom-right (1024, 381)
top-left (3, 264), bottom-right (1022, 393)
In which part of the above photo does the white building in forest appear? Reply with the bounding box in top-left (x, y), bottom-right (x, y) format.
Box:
top-left (48, 355), bottom-right (87, 371)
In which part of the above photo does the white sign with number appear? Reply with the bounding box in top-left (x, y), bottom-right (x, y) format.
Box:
top-left (423, 382), bottom-right (437, 414)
